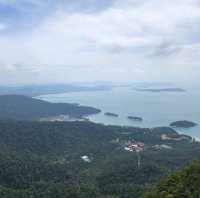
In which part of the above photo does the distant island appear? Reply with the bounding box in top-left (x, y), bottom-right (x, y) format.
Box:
top-left (170, 120), bottom-right (198, 128)
top-left (135, 88), bottom-right (186, 93)
top-left (104, 112), bottom-right (119, 117)
top-left (127, 116), bottom-right (143, 121)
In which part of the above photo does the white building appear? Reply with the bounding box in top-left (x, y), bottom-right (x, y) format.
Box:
top-left (81, 155), bottom-right (91, 163)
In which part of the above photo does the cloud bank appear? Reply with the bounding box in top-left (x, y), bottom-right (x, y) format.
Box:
top-left (0, 0), bottom-right (200, 84)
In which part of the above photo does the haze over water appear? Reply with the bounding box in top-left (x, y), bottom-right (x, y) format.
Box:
top-left (38, 86), bottom-right (200, 139)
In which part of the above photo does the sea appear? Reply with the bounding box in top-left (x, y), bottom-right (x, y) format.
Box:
top-left (37, 86), bottom-right (200, 139)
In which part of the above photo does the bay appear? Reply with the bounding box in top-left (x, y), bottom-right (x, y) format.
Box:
top-left (37, 87), bottom-right (200, 139)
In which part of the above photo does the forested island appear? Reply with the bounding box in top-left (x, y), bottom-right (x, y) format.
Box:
top-left (170, 120), bottom-right (198, 128)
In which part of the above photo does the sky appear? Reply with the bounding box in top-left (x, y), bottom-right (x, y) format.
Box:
top-left (0, 0), bottom-right (200, 85)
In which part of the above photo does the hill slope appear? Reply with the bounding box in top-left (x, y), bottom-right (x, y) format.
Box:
top-left (143, 160), bottom-right (200, 197)
top-left (0, 121), bottom-right (199, 197)
top-left (0, 95), bottom-right (100, 120)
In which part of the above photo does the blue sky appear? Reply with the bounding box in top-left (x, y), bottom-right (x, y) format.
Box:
top-left (0, 0), bottom-right (200, 85)
top-left (0, 0), bottom-right (114, 33)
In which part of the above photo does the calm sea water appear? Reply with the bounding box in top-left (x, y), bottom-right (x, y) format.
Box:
top-left (37, 87), bottom-right (200, 139)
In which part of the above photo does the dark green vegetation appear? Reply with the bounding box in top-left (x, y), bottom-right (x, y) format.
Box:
top-left (0, 95), bottom-right (100, 120)
top-left (104, 112), bottom-right (119, 117)
top-left (0, 84), bottom-right (111, 97)
top-left (143, 160), bottom-right (200, 197)
top-left (127, 116), bottom-right (143, 121)
top-left (170, 120), bottom-right (197, 128)
top-left (0, 121), bottom-right (199, 197)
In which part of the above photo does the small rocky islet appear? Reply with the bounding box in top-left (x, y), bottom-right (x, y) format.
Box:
top-left (127, 116), bottom-right (143, 121)
top-left (103, 112), bottom-right (197, 130)
top-left (104, 112), bottom-right (119, 117)
top-left (104, 113), bottom-right (143, 121)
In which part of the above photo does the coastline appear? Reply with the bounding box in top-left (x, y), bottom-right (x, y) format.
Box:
top-left (36, 87), bottom-right (200, 139)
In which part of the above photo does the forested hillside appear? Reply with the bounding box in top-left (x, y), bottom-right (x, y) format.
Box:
top-left (0, 121), bottom-right (199, 197)
top-left (0, 95), bottom-right (100, 120)
top-left (143, 160), bottom-right (200, 197)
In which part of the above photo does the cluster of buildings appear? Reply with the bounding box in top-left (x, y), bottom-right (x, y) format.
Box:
top-left (124, 141), bottom-right (145, 152)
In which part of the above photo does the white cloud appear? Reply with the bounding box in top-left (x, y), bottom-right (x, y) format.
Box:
top-left (0, 0), bottom-right (200, 84)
